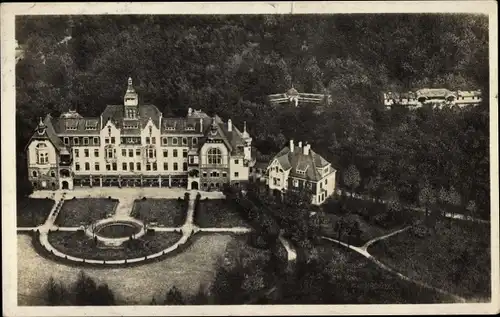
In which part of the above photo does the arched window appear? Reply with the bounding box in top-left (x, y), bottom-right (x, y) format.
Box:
top-left (207, 148), bottom-right (222, 165)
top-left (50, 171), bottom-right (55, 177)
top-left (32, 171), bottom-right (38, 177)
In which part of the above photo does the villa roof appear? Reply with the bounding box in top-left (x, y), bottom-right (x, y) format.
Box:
top-left (270, 145), bottom-right (333, 181)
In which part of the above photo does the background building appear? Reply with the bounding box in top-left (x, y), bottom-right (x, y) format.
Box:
top-left (266, 140), bottom-right (337, 205)
top-left (25, 78), bottom-right (255, 191)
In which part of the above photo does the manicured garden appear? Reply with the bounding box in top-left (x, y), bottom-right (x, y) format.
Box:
top-left (131, 198), bottom-right (186, 227)
top-left (17, 198), bottom-right (54, 227)
top-left (47, 231), bottom-right (182, 261)
top-left (55, 198), bottom-right (118, 227)
top-left (368, 220), bottom-right (491, 301)
top-left (194, 199), bottom-right (250, 228)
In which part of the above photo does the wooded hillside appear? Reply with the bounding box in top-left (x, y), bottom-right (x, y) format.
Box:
top-left (15, 14), bottom-right (490, 217)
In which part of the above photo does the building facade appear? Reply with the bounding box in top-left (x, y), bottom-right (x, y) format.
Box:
top-left (266, 140), bottom-right (336, 205)
top-left (382, 88), bottom-right (482, 109)
top-left (26, 78), bottom-right (255, 191)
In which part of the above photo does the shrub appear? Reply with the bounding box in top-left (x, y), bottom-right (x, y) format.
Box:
top-left (177, 197), bottom-right (182, 202)
top-left (108, 196), bottom-right (112, 200)
top-left (184, 193), bottom-right (190, 201)
top-left (147, 228), bottom-right (155, 235)
top-left (142, 197), bottom-right (147, 201)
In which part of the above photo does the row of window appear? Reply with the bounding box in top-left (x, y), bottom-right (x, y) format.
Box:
top-left (32, 170), bottom-right (55, 178)
top-left (63, 136), bottom-right (199, 146)
top-left (73, 148), bottom-right (192, 159)
top-left (74, 162), bottom-right (189, 172)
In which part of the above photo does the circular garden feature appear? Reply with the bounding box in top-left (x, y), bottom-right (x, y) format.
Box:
top-left (95, 221), bottom-right (142, 239)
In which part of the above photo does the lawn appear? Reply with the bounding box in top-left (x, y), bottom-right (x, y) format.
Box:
top-left (131, 199), bottom-right (186, 227)
top-left (194, 199), bottom-right (250, 228)
top-left (316, 212), bottom-right (405, 247)
top-left (47, 231), bottom-right (182, 261)
top-left (271, 241), bottom-right (456, 304)
top-left (18, 233), bottom-right (235, 305)
top-left (368, 220), bottom-right (491, 301)
top-left (17, 198), bottom-right (54, 227)
top-left (55, 198), bottom-right (118, 227)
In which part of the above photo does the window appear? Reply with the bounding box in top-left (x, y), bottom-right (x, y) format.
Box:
top-left (105, 138), bottom-right (110, 144)
top-left (93, 137), bottom-right (99, 145)
top-left (173, 163), bottom-right (178, 171)
top-left (325, 179), bottom-right (328, 185)
top-left (128, 149), bottom-right (133, 157)
top-left (94, 149), bottom-right (99, 157)
top-left (122, 163), bottom-right (127, 171)
top-left (172, 137), bottom-right (178, 145)
top-left (112, 163), bottom-right (117, 171)
top-left (234, 172), bottom-right (239, 177)
top-left (136, 162), bottom-right (141, 171)
top-left (75, 163), bottom-right (80, 171)
top-left (152, 137), bottom-right (156, 144)
top-left (37, 152), bottom-right (48, 164)
top-left (32, 171), bottom-right (38, 177)
top-left (106, 164), bottom-right (111, 171)
top-left (148, 148), bottom-right (156, 158)
top-left (207, 148), bottom-right (222, 165)
top-left (146, 164), bottom-right (151, 171)
top-left (163, 150), bottom-right (168, 157)
top-left (183, 162), bottom-right (187, 171)
top-left (122, 149), bottom-right (127, 157)
top-left (163, 162), bottom-right (168, 170)
top-left (182, 137), bottom-right (187, 145)
top-left (50, 171), bottom-right (55, 177)
top-left (129, 162), bottom-right (134, 171)
top-left (83, 137), bottom-right (89, 145)
top-left (74, 149), bottom-right (79, 158)
top-left (162, 137), bottom-right (168, 145)
top-left (192, 137), bottom-right (198, 145)
top-left (222, 172), bottom-right (227, 178)
top-left (63, 137), bottom-right (69, 145)
top-left (85, 162), bottom-right (90, 171)
top-left (173, 149), bottom-right (178, 157)
top-left (293, 179), bottom-right (299, 187)
top-left (136, 149), bottom-right (141, 156)
top-left (153, 163), bottom-right (157, 171)
top-left (74, 137), bottom-right (79, 145)
top-left (84, 149), bottom-right (89, 157)
top-left (111, 137), bottom-right (115, 144)
top-left (235, 159), bottom-right (239, 164)
top-left (146, 137), bottom-right (150, 144)
top-left (106, 148), bottom-right (113, 158)
top-left (183, 149), bottom-right (188, 158)
top-left (203, 172), bottom-right (207, 177)
top-left (95, 163), bottom-right (100, 171)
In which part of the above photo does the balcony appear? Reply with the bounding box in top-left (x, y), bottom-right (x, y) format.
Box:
top-left (200, 163), bottom-right (228, 169)
top-left (29, 163), bottom-right (57, 168)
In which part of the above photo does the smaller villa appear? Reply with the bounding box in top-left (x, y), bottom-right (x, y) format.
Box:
top-left (266, 140), bottom-right (337, 205)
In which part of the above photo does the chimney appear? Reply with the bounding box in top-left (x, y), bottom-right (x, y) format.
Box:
top-left (188, 108), bottom-right (193, 116)
top-left (289, 140), bottom-right (294, 153)
top-left (298, 141), bottom-right (303, 148)
top-left (228, 119), bottom-right (232, 132)
top-left (199, 118), bottom-right (203, 132)
top-left (303, 143), bottom-right (310, 155)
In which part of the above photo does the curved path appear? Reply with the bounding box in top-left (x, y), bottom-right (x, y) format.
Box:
top-left (20, 190), bottom-right (272, 266)
top-left (321, 228), bottom-right (467, 303)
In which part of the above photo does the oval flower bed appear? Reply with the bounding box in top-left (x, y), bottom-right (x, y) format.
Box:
top-left (47, 230), bottom-right (183, 261)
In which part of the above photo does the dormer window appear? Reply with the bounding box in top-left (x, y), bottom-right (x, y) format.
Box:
top-left (85, 120), bottom-right (98, 130)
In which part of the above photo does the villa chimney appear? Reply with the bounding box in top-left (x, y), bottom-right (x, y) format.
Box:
top-left (290, 140), bottom-right (294, 153)
top-left (228, 119), bottom-right (232, 132)
top-left (303, 143), bottom-right (310, 155)
top-left (199, 118), bottom-right (203, 133)
top-left (298, 141), bottom-right (303, 148)
top-left (188, 108), bottom-right (193, 116)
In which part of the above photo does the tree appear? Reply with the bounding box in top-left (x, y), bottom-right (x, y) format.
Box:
top-left (94, 283), bottom-right (115, 305)
top-left (72, 271), bottom-right (98, 305)
top-left (163, 286), bottom-right (185, 305)
top-left (45, 277), bottom-right (66, 306)
top-left (418, 182), bottom-right (437, 225)
top-left (343, 164), bottom-right (361, 196)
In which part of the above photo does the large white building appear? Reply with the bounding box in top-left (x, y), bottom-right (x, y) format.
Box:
top-left (266, 140), bottom-right (337, 205)
top-left (26, 78), bottom-right (255, 191)
top-left (382, 88), bottom-right (482, 109)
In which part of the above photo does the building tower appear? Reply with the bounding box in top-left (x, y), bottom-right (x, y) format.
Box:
top-left (124, 77), bottom-right (139, 119)
top-left (242, 121), bottom-right (252, 161)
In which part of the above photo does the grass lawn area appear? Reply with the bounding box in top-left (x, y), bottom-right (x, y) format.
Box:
top-left (195, 199), bottom-right (249, 228)
top-left (17, 198), bottom-right (54, 227)
top-left (55, 198), bottom-right (118, 227)
top-left (317, 212), bottom-right (405, 247)
top-left (273, 242), bottom-right (456, 304)
top-left (48, 231), bottom-right (182, 261)
top-left (368, 220), bottom-right (491, 301)
top-left (131, 199), bottom-right (186, 227)
top-left (18, 233), bottom-right (235, 305)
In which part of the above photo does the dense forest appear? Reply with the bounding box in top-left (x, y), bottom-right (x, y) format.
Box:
top-left (15, 14), bottom-right (490, 216)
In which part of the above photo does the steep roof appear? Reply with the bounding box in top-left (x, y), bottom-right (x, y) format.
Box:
top-left (270, 145), bottom-right (333, 181)
top-left (101, 104), bottom-right (162, 130)
top-left (416, 88), bottom-right (455, 98)
top-left (52, 117), bottom-right (100, 135)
